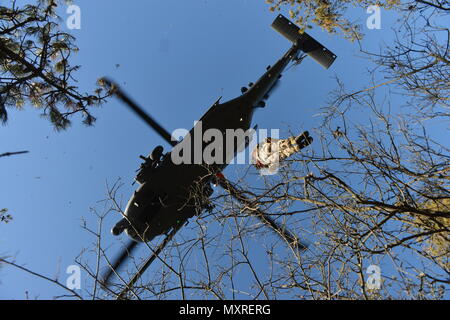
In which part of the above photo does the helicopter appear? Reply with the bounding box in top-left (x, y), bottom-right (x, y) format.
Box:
top-left (101, 14), bottom-right (337, 297)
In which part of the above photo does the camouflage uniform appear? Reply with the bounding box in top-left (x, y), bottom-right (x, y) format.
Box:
top-left (252, 131), bottom-right (312, 173)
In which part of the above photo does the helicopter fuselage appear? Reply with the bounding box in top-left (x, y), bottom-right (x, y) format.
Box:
top-left (118, 44), bottom-right (302, 242)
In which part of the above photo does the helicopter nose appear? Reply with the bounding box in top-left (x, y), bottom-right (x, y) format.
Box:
top-left (111, 226), bottom-right (123, 236)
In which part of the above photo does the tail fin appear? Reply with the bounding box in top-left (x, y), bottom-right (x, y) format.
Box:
top-left (271, 14), bottom-right (337, 69)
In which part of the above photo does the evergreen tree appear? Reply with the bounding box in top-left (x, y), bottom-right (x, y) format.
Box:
top-left (0, 0), bottom-right (111, 130)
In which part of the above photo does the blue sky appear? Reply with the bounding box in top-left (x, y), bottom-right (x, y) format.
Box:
top-left (0, 0), bottom-right (417, 299)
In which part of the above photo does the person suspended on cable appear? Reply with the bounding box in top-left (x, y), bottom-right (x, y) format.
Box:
top-left (252, 131), bottom-right (313, 174)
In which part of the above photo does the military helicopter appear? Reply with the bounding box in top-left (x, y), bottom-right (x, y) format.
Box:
top-left (101, 14), bottom-right (336, 297)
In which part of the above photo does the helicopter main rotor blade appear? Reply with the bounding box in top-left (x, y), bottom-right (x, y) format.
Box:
top-left (217, 178), bottom-right (307, 251)
top-left (117, 222), bottom-right (184, 300)
top-left (0, 150), bottom-right (29, 158)
top-left (102, 240), bottom-right (139, 286)
top-left (102, 78), bottom-right (177, 147)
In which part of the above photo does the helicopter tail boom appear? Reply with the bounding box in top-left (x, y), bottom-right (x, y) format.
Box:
top-left (272, 14), bottom-right (337, 69)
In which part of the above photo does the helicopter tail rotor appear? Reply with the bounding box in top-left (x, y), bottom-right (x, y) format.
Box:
top-left (272, 14), bottom-right (337, 69)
